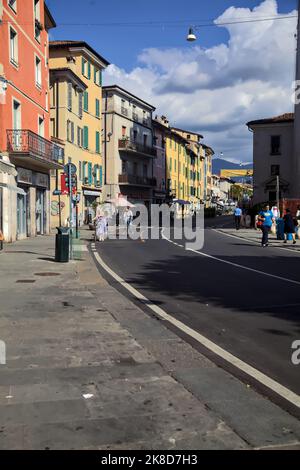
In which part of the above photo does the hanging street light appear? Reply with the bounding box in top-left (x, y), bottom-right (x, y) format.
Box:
top-left (186, 27), bottom-right (197, 42)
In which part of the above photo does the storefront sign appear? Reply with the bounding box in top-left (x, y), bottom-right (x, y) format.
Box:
top-left (17, 168), bottom-right (32, 185)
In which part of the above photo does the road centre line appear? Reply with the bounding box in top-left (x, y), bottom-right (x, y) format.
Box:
top-left (161, 230), bottom-right (300, 287)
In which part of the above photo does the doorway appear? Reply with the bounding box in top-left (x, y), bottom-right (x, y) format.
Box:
top-left (36, 189), bottom-right (45, 235)
top-left (17, 192), bottom-right (27, 239)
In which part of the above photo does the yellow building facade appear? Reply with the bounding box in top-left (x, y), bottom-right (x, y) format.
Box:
top-left (49, 41), bottom-right (109, 227)
top-left (166, 128), bottom-right (205, 212)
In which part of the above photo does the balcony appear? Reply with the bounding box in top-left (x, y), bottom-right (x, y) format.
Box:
top-left (119, 174), bottom-right (156, 187)
top-left (118, 139), bottom-right (157, 158)
top-left (7, 130), bottom-right (64, 170)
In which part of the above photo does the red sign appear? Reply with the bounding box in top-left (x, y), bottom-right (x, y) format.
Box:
top-left (61, 173), bottom-right (77, 195)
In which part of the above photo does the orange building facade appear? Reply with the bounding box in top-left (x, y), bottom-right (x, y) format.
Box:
top-left (0, 0), bottom-right (63, 243)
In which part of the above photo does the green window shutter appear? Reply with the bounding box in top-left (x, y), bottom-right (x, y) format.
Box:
top-left (94, 66), bottom-right (97, 84)
top-left (95, 99), bottom-right (100, 118)
top-left (100, 166), bottom-right (103, 186)
top-left (93, 165), bottom-right (98, 186)
top-left (84, 92), bottom-right (88, 112)
top-left (95, 131), bottom-right (100, 154)
top-left (88, 62), bottom-right (91, 79)
top-left (88, 163), bottom-right (92, 184)
top-left (82, 58), bottom-right (85, 75)
top-left (83, 126), bottom-right (89, 149)
top-left (99, 70), bottom-right (102, 86)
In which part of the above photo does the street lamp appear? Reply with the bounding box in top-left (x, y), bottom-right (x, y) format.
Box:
top-left (186, 27), bottom-right (197, 42)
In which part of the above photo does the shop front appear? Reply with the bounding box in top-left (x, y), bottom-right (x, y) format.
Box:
top-left (83, 189), bottom-right (102, 224)
top-left (16, 168), bottom-right (50, 238)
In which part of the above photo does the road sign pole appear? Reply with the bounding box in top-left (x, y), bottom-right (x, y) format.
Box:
top-left (69, 164), bottom-right (73, 260)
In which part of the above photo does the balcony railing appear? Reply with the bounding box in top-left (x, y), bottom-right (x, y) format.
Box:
top-left (119, 174), bottom-right (156, 187)
top-left (7, 130), bottom-right (64, 165)
top-left (118, 139), bottom-right (157, 157)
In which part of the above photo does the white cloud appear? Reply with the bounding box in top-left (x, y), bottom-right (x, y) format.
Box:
top-left (104, 0), bottom-right (297, 162)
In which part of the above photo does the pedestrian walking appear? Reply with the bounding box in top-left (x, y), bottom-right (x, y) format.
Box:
top-left (95, 215), bottom-right (107, 242)
top-left (123, 206), bottom-right (133, 234)
top-left (234, 206), bottom-right (242, 230)
top-left (258, 205), bottom-right (275, 247)
top-left (283, 209), bottom-right (296, 245)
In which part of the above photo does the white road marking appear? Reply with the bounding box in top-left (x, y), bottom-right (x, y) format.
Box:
top-left (161, 230), bottom-right (300, 287)
top-left (92, 248), bottom-right (300, 409)
top-left (213, 228), bottom-right (300, 256)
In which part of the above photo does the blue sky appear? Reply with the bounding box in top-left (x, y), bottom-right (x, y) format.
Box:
top-left (47, 0), bottom-right (298, 162)
top-left (48, 0), bottom-right (297, 69)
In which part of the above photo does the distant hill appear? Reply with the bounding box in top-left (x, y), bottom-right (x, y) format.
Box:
top-left (212, 158), bottom-right (253, 176)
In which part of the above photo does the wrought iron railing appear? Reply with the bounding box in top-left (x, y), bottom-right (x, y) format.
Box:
top-left (119, 174), bottom-right (156, 187)
top-left (7, 130), bottom-right (64, 164)
top-left (118, 139), bottom-right (157, 157)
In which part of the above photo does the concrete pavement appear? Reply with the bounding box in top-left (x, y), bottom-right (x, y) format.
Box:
top-left (0, 230), bottom-right (300, 449)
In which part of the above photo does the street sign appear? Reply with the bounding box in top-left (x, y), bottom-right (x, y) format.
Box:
top-left (64, 163), bottom-right (77, 175)
top-left (53, 189), bottom-right (62, 196)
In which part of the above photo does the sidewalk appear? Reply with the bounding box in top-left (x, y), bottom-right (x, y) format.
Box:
top-left (0, 231), bottom-right (300, 449)
top-left (215, 226), bottom-right (300, 252)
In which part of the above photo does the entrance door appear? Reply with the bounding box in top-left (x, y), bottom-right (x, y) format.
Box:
top-left (36, 189), bottom-right (45, 235)
top-left (17, 193), bottom-right (27, 238)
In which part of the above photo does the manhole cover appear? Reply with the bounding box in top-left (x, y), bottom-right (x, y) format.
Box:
top-left (34, 272), bottom-right (61, 277)
top-left (16, 280), bottom-right (36, 283)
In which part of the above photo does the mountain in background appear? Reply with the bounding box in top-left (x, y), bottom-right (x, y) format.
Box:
top-left (212, 158), bottom-right (253, 176)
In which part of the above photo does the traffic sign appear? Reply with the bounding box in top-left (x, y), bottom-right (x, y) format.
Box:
top-left (53, 189), bottom-right (62, 196)
top-left (64, 163), bottom-right (77, 175)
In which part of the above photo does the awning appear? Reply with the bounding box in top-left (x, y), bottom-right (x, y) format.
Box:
top-left (83, 190), bottom-right (101, 197)
top-left (173, 199), bottom-right (191, 206)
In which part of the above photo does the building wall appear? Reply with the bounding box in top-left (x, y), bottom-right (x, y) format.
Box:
top-left (293, 1), bottom-right (300, 198)
top-left (153, 123), bottom-right (167, 201)
top-left (251, 123), bottom-right (294, 204)
top-left (49, 45), bottom-right (106, 227)
top-left (0, 0), bottom-right (51, 151)
top-left (102, 88), bottom-right (154, 203)
top-left (0, 0), bottom-right (55, 242)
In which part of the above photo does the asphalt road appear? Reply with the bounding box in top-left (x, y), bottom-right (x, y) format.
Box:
top-left (94, 216), bottom-right (300, 398)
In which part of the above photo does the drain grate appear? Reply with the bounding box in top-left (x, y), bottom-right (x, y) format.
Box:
top-left (16, 280), bottom-right (36, 283)
top-left (34, 272), bottom-right (61, 277)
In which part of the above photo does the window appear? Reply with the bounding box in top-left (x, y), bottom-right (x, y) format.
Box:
top-left (78, 92), bottom-right (83, 119)
top-left (121, 99), bottom-right (127, 116)
top-left (35, 56), bottom-right (42, 87)
top-left (88, 162), bottom-right (92, 184)
top-left (271, 136), bottom-right (281, 155)
top-left (34, 0), bottom-right (41, 41)
top-left (133, 162), bottom-right (138, 176)
top-left (95, 131), bottom-right (100, 154)
top-left (13, 100), bottom-right (21, 130)
top-left (38, 116), bottom-right (44, 137)
top-left (122, 126), bottom-right (126, 137)
top-left (95, 98), bottom-right (100, 118)
top-left (67, 82), bottom-right (72, 111)
top-left (94, 67), bottom-right (102, 86)
top-left (77, 127), bottom-right (82, 147)
top-left (9, 28), bottom-right (18, 66)
top-left (67, 120), bottom-right (74, 143)
top-left (133, 130), bottom-right (137, 142)
top-left (83, 91), bottom-right (89, 112)
top-left (271, 165), bottom-right (280, 176)
top-left (9, 0), bottom-right (17, 13)
top-left (81, 58), bottom-right (90, 79)
top-left (143, 164), bottom-right (147, 177)
top-left (122, 160), bottom-right (127, 174)
top-left (143, 134), bottom-right (147, 147)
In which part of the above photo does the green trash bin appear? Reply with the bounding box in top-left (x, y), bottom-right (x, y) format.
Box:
top-left (55, 227), bottom-right (70, 263)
